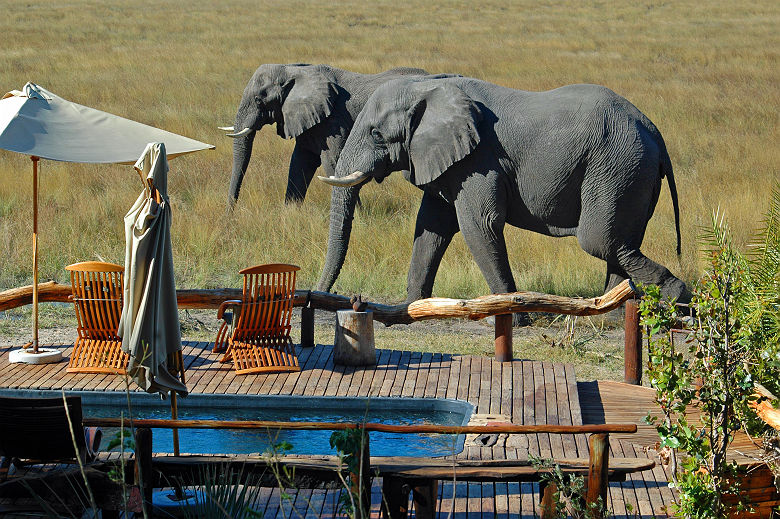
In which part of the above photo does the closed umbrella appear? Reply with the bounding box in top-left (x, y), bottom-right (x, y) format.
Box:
top-left (0, 82), bottom-right (213, 358)
top-left (119, 142), bottom-right (187, 398)
top-left (120, 142), bottom-right (188, 456)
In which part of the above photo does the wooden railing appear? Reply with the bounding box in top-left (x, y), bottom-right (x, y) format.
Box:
top-left (82, 417), bottom-right (641, 519)
top-left (1, 280), bottom-right (637, 373)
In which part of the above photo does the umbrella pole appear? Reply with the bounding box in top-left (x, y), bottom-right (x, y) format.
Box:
top-left (31, 156), bottom-right (40, 354)
top-left (171, 393), bottom-right (180, 456)
top-left (170, 350), bottom-right (185, 457)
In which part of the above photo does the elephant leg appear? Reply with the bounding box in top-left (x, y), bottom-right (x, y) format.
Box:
top-left (580, 231), bottom-right (689, 303)
top-left (453, 176), bottom-right (517, 295)
top-left (613, 246), bottom-right (690, 302)
top-left (604, 262), bottom-right (628, 292)
top-left (406, 192), bottom-right (460, 301)
top-left (454, 189), bottom-right (532, 326)
top-left (285, 144), bottom-right (321, 204)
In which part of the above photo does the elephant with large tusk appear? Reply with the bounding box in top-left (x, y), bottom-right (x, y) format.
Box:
top-left (223, 64), bottom-right (439, 209)
top-left (316, 75), bottom-right (691, 305)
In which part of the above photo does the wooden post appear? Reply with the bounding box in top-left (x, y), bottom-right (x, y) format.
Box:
top-left (381, 476), bottom-right (409, 519)
top-left (624, 299), bottom-right (642, 385)
top-left (586, 433), bottom-right (609, 519)
top-left (31, 156), bottom-right (40, 354)
top-left (411, 480), bottom-right (438, 519)
top-left (494, 313), bottom-right (513, 362)
top-left (334, 310), bottom-right (376, 366)
top-left (301, 306), bottom-right (315, 347)
top-left (539, 481), bottom-right (558, 519)
top-left (349, 429), bottom-right (371, 519)
top-left (134, 427), bottom-right (153, 514)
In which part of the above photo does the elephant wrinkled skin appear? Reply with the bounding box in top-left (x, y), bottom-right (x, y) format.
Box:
top-left (317, 76), bottom-right (690, 304)
top-left (225, 64), bottom-right (430, 208)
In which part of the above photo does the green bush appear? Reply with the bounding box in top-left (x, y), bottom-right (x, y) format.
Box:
top-left (640, 186), bottom-right (780, 518)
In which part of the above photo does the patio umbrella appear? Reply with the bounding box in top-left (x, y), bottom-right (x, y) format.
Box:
top-left (119, 142), bottom-right (187, 398)
top-left (0, 82), bottom-right (214, 356)
top-left (119, 142), bottom-right (188, 455)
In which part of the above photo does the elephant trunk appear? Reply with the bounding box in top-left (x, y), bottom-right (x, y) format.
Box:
top-left (227, 130), bottom-right (256, 210)
top-left (316, 185), bottom-right (359, 292)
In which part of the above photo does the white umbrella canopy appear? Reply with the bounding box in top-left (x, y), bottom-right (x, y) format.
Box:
top-left (0, 83), bottom-right (213, 163)
top-left (0, 82), bottom-right (214, 356)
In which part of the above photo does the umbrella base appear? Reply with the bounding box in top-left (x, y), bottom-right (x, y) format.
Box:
top-left (152, 488), bottom-right (203, 517)
top-left (9, 347), bottom-right (63, 364)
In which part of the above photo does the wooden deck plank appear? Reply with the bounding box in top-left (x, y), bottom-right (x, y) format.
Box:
top-left (477, 356), bottom-right (491, 415)
top-left (413, 351), bottom-right (432, 398)
top-left (552, 362), bottom-right (579, 462)
top-left (444, 354), bottom-right (461, 401)
top-left (389, 350), bottom-right (411, 397)
top-left (313, 346), bottom-right (337, 397)
top-left (400, 351), bottom-right (421, 398)
top-left (297, 344), bottom-right (331, 396)
top-left (367, 348), bottom-right (391, 398)
top-left (469, 356), bottom-right (482, 414)
top-left (378, 349), bottom-right (401, 397)
top-left (335, 359), bottom-right (357, 397)
top-left (434, 353), bottom-right (450, 400)
top-left (423, 352), bottom-right (440, 398)
top-left (356, 357), bottom-right (377, 398)
top-left (489, 357), bottom-right (501, 416)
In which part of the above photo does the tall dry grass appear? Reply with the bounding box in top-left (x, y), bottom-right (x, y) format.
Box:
top-left (0, 0), bottom-right (777, 300)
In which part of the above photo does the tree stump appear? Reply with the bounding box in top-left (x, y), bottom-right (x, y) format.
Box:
top-left (334, 310), bottom-right (376, 366)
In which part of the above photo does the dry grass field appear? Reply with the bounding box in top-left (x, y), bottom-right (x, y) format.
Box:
top-left (0, 0), bottom-right (777, 303)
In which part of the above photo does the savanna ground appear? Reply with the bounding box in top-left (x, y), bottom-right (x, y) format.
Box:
top-left (0, 0), bottom-right (777, 381)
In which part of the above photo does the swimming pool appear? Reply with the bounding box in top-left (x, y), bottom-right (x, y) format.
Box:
top-left (2, 390), bottom-right (473, 457)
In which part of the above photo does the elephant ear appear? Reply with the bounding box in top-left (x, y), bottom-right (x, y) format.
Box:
top-left (407, 82), bottom-right (482, 186)
top-left (280, 67), bottom-right (336, 139)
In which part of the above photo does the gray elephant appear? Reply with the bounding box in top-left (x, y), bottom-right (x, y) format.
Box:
top-left (317, 76), bottom-right (690, 304)
top-left (222, 64), bottom-right (429, 208)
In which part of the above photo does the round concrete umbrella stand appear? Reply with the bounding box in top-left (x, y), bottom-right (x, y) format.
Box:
top-left (152, 489), bottom-right (204, 517)
top-left (9, 347), bottom-right (63, 364)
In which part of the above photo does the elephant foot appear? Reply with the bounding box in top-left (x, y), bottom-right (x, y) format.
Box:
top-left (486, 312), bottom-right (533, 327)
top-left (659, 277), bottom-right (692, 304)
top-left (487, 313), bottom-right (533, 327)
top-left (513, 312), bottom-right (533, 327)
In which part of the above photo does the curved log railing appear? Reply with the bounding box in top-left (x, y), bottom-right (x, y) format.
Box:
top-left (0, 279), bottom-right (634, 325)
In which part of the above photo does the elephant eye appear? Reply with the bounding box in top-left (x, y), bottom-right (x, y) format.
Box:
top-left (370, 128), bottom-right (385, 145)
top-left (254, 95), bottom-right (262, 104)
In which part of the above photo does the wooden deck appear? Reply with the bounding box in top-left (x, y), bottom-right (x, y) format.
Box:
top-left (1, 341), bottom-right (674, 517)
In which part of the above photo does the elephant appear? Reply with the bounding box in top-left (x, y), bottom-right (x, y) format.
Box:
top-left (222, 64), bottom-right (430, 208)
top-left (316, 75), bottom-right (690, 305)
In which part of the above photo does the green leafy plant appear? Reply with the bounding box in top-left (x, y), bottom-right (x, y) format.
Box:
top-left (330, 426), bottom-right (370, 519)
top-left (639, 195), bottom-right (780, 517)
top-left (177, 464), bottom-right (266, 519)
top-left (530, 456), bottom-right (610, 518)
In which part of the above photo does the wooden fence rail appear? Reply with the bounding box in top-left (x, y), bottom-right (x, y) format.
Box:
top-left (1, 279), bottom-right (637, 377)
top-left (87, 419), bottom-right (638, 519)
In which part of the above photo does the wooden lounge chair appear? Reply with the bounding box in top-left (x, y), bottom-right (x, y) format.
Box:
top-left (0, 395), bottom-right (101, 481)
top-left (65, 261), bottom-right (129, 374)
top-left (213, 264), bottom-right (301, 374)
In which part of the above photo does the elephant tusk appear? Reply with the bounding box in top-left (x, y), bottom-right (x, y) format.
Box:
top-left (218, 126), bottom-right (235, 131)
top-left (317, 170), bottom-right (372, 187)
top-left (226, 127), bottom-right (253, 138)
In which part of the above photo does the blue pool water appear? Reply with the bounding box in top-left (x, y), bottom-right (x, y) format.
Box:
top-left (75, 394), bottom-right (472, 458)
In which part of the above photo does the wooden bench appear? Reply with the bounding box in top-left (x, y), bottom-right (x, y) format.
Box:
top-left (81, 419), bottom-right (653, 519)
top-left (144, 434), bottom-right (653, 519)
top-left (376, 455), bottom-right (654, 519)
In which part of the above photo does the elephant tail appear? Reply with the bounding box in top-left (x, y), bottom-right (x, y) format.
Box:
top-left (660, 146), bottom-right (682, 255)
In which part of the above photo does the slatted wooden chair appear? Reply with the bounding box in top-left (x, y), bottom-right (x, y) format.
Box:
top-left (213, 264), bottom-right (301, 375)
top-left (65, 261), bottom-right (129, 374)
top-left (0, 395), bottom-right (102, 481)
